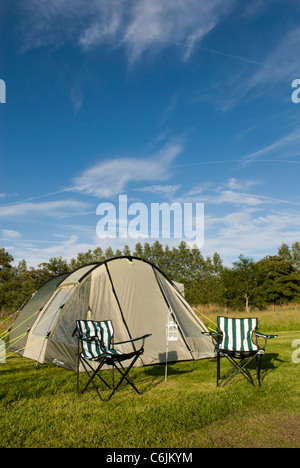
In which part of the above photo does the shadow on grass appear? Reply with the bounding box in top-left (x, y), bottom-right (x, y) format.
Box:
top-left (214, 352), bottom-right (286, 387)
top-left (144, 362), bottom-right (192, 376)
top-left (1, 352), bottom-right (286, 401)
top-left (259, 352), bottom-right (286, 383)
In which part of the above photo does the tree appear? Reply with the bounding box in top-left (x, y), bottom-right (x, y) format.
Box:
top-left (219, 267), bottom-right (238, 311)
top-left (92, 247), bottom-right (105, 262)
top-left (278, 241), bottom-right (300, 272)
top-left (291, 241), bottom-right (300, 272)
top-left (256, 255), bottom-right (300, 306)
top-left (212, 252), bottom-right (223, 276)
top-left (122, 245), bottom-right (131, 256)
top-left (150, 241), bottom-right (166, 273)
top-left (15, 259), bottom-right (27, 276)
top-left (218, 256), bottom-right (260, 312)
top-left (0, 248), bottom-right (14, 310)
top-left (0, 248), bottom-right (13, 278)
top-left (170, 241), bottom-right (195, 283)
top-left (232, 255), bottom-right (258, 313)
top-left (142, 242), bottom-right (153, 263)
top-left (104, 247), bottom-right (114, 259)
top-left (133, 242), bottom-right (144, 258)
top-left (71, 250), bottom-right (94, 268)
top-left (38, 256), bottom-right (70, 276)
top-left (0, 251), bottom-right (49, 312)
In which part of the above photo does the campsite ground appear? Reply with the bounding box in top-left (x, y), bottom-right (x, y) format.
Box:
top-left (0, 306), bottom-right (299, 448)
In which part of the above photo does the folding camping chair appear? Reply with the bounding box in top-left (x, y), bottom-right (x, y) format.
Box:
top-left (74, 320), bottom-right (151, 401)
top-left (203, 317), bottom-right (277, 387)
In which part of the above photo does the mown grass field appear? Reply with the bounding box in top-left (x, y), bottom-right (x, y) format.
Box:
top-left (0, 306), bottom-right (299, 448)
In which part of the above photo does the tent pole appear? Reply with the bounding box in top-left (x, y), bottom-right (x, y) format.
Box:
top-left (165, 340), bottom-right (168, 382)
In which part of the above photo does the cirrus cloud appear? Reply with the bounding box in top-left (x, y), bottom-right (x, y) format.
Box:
top-left (0, 200), bottom-right (91, 219)
top-left (70, 140), bottom-right (183, 198)
top-left (17, 0), bottom-right (235, 63)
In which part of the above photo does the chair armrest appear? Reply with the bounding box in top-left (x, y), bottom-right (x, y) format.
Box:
top-left (202, 331), bottom-right (220, 338)
top-left (255, 332), bottom-right (278, 339)
top-left (254, 331), bottom-right (277, 350)
top-left (114, 334), bottom-right (152, 346)
top-left (202, 331), bottom-right (222, 346)
top-left (72, 327), bottom-right (99, 341)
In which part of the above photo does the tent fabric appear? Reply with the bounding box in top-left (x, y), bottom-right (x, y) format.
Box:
top-left (173, 281), bottom-right (185, 296)
top-left (8, 273), bottom-right (68, 356)
top-left (8, 257), bottom-right (215, 371)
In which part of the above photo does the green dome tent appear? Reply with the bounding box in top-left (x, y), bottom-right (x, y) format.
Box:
top-left (8, 257), bottom-right (214, 370)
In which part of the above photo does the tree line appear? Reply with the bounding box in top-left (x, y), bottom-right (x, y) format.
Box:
top-left (1, 241), bottom-right (300, 314)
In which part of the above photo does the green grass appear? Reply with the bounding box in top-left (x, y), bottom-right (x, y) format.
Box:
top-left (1, 310), bottom-right (300, 448)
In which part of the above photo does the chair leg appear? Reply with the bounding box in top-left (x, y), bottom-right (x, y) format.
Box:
top-left (77, 351), bottom-right (144, 402)
top-left (217, 351), bottom-right (221, 387)
top-left (78, 357), bottom-right (111, 401)
top-left (256, 354), bottom-right (262, 386)
top-left (113, 359), bottom-right (141, 393)
top-left (77, 355), bottom-right (80, 394)
top-left (105, 353), bottom-right (142, 401)
top-left (217, 353), bottom-right (258, 387)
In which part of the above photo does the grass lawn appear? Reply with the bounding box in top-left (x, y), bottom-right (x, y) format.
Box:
top-left (0, 309), bottom-right (300, 448)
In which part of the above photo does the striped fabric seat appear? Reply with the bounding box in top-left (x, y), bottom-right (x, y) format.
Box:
top-left (217, 317), bottom-right (259, 353)
top-left (76, 320), bottom-right (122, 360)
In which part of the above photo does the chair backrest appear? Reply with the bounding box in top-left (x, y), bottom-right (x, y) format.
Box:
top-left (76, 320), bottom-right (115, 359)
top-left (217, 317), bottom-right (258, 352)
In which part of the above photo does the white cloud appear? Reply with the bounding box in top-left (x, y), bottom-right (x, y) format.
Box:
top-left (211, 190), bottom-right (263, 206)
top-left (0, 200), bottom-right (90, 218)
top-left (120, 0), bottom-right (224, 63)
top-left (18, 0), bottom-right (234, 63)
top-left (214, 26), bottom-right (300, 111)
top-left (184, 183), bottom-right (213, 197)
top-left (1, 230), bottom-right (22, 239)
top-left (135, 184), bottom-right (181, 195)
top-left (183, 177), bottom-right (300, 208)
top-left (70, 84), bottom-right (83, 113)
top-left (226, 177), bottom-right (259, 190)
top-left (245, 27), bottom-right (300, 90)
top-left (183, 184), bottom-right (262, 207)
top-left (158, 91), bottom-right (180, 127)
top-left (11, 235), bottom-right (96, 268)
top-left (241, 127), bottom-right (300, 165)
top-left (203, 209), bottom-right (300, 264)
top-left (70, 141), bottom-right (183, 198)
top-left (182, 23), bottom-right (215, 61)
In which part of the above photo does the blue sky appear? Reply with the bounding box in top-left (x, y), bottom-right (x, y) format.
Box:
top-left (1, 0), bottom-right (300, 267)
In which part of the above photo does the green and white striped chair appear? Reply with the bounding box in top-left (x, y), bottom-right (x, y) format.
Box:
top-left (204, 317), bottom-right (277, 387)
top-left (75, 319), bottom-right (151, 401)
